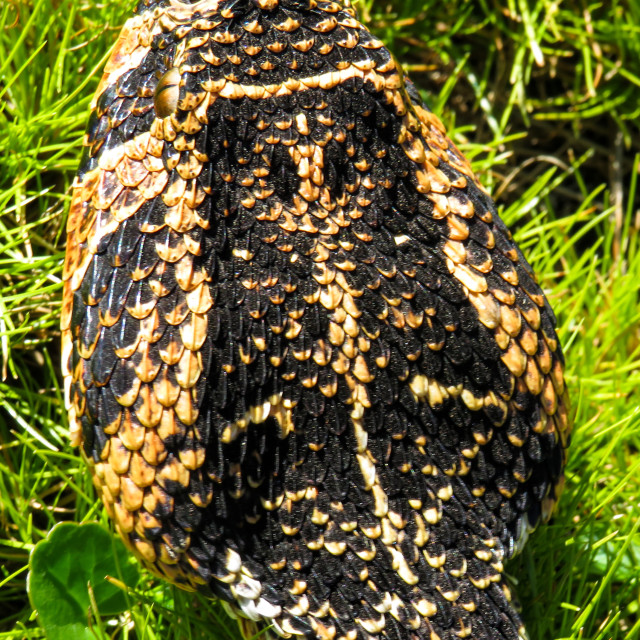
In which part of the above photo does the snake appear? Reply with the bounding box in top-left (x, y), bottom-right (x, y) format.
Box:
top-left (61, 1), bottom-right (571, 639)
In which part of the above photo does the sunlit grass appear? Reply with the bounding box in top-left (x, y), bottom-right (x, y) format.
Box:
top-left (0, 0), bottom-right (639, 638)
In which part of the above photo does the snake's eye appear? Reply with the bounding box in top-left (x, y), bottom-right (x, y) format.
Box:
top-left (154, 67), bottom-right (180, 119)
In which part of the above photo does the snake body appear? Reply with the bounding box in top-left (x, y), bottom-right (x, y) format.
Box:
top-left (61, 1), bottom-right (570, 638)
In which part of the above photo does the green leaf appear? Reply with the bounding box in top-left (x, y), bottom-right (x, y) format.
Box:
top-left (27, 522), bottom-right (140, 640)
top-left (587, 532), bottom-right (640, 583)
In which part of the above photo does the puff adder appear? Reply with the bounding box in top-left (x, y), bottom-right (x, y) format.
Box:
top-left (61, 1), bottom-right (570, 638)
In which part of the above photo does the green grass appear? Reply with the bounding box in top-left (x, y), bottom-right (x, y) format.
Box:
top-left (1, 0), bottom-right (639, 638)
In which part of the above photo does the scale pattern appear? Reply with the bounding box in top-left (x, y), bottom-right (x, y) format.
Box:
top-left (61, 1), bottom-right (570, 639)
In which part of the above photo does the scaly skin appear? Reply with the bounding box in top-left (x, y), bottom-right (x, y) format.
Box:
top-left (61, 1), bottom-right (570, 639)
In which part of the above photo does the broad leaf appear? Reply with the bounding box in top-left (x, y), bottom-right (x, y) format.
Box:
top-left (28, 522), bottom-right (139, 639)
